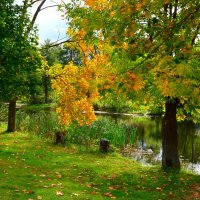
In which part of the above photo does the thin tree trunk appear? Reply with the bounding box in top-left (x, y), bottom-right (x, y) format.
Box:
top-left (7, 99), bottom-right (16, 132)
top-left (162, 100), bottom-right (180, 170)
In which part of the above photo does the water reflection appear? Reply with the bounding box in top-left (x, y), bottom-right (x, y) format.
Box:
top-left (96, 113), bottom-right (200, 174)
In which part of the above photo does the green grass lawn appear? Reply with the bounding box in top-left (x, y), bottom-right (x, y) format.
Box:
top-left (0, 124), bottom-right (199, 200)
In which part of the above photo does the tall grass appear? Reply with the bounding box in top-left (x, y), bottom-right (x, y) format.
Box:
top-left (16, 110), bottom-right (61, 142)
top-left (0, 103), bottom-right (8, 122)
top-left (16, 110), bottom-right (137, 149)
top-left (66, 117), bottom-right (137, 149)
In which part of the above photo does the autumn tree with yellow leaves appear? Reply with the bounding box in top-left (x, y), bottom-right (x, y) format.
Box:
top-left (53, 0), bottom-right (200, 170)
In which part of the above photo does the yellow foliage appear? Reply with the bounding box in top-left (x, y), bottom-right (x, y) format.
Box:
top-left (122, 42), bottom-right (129, 50)
top-left (52, 47), bottom-right (114, 126)
top-left (85, 0), bottom-right (111, 10)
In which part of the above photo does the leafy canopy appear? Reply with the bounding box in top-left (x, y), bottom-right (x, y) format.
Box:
top-left (0, 0), bottom-right (41, 101)
top-left (53, 0), bottom-right (200, 126)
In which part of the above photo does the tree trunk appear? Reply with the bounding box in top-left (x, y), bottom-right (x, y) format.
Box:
top-left (162, 100), bottom-right (180, 170)
top-left (7, 99), bottom-right (16, 132)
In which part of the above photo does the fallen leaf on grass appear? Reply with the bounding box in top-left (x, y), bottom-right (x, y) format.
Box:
top-left (103, 193), bottom-right (117, 199)
top-left (86, 183), bottom-right (98, 188)
top-left (55, 172), bottom-right (62, 178)
top-left (56, 191), bottom-right (64, 196)
top-left (71, 193), bottom-right (79, 196)
top-left (112, 174), bottom-right (118, 179)
top-left (188, 184), bottom-right (200, 199)
top-left (156, 187), bottom-right (163, 192)
top-left (57, 174), bottom-right (62, 178)
top-left (91, 191), bottom-right (97, 195)
top-left (193, 192), bottom-right (199, 199)
top-left (169, 191), bottom-right (174, 198)
top-left (86, 184), bottom-right (92, 188)
top-left (39, 174), bottom-right (46, 177)
top-left (108, 186), bottom-right (115, 191)
top-left (37, 196), bottom-right (42, 200)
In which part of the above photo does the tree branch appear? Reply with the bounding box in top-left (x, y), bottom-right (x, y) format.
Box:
top-left (45, 39), bottom-right (74, 48)
top-left (26, 0), bottom-right (47, 35)
top-left (40, 5), bottom-right (58, 11)
top-left (173, 0), bottom-right (178, 19)
top-left (30, 0), bottom-right (43, 6)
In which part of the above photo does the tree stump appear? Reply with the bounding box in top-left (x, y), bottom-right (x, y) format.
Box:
top-left (99, 138), bottom-right (109, 153)
top-left (55, 131), bottom-right (65, 145)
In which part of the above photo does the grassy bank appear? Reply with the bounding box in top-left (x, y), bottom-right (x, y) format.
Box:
top-left (0, 124), bottom-right (199, 200)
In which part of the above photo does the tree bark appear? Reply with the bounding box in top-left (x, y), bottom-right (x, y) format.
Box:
top-left (162, 100), bottom-right (180, 170)
top-left (7, 99), bottom-right (16, 132)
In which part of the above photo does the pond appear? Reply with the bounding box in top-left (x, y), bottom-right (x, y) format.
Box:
top-left (96, 112), bottom-right (200, 174)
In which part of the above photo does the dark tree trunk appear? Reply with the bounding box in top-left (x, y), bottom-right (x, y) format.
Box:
top-left (99, 139), bottom-right (109, 153)
top-left (162, 100), bottom-right (180, 170)
top-left (7, 99), bottom-right (16, 132)
top-left (55, 131), bottom-right (65, 145)
top-left (30, 93), bottom-right (37, 104)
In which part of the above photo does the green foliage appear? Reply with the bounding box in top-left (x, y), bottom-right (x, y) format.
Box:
top-left (66, 117), bottom-right (137, 149)
top-left (0, 0), bottom-right (42, 102)
top-left (95, 92), bottom-right (136, 113)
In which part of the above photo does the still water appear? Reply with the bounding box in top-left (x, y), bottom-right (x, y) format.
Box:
top-left (96, 112), bottom-right (200, 174)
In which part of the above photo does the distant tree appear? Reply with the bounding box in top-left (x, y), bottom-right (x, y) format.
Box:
top-left (40, 39), bottom-right (81, 103)
top-left (0, 0), bottom-right (43, 132)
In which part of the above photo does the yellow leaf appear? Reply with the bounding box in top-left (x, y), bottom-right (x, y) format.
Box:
top-left (156, 187), bottom-right (163, 192)
top-left (56, 191), bottom-right (64, 196)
